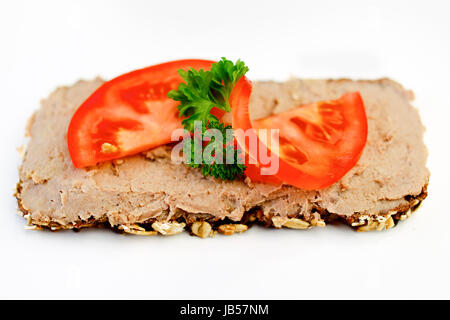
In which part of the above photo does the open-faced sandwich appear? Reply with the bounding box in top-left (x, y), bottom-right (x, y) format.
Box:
top-left (15, 58), bottom-right (429, 237)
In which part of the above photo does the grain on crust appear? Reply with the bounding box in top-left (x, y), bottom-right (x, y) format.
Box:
top-left (15, 184), bottom-right (427, 236)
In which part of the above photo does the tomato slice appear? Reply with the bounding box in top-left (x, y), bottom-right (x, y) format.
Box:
top-left (67, 59), bottom-right (215, 168)
top-left (231, 78), bottom-right (368, 190)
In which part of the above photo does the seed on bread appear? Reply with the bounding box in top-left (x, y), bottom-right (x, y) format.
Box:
top-left (282, 218), bottom-right (310, 229)
top-left (118, 224), bottom-right (157, 236)
top-left (218, 224), bottom-right (248, 235)
top-left (191, 221), bottom-right (214, 238)
top-left (152, 221), bottom-right (185, 236)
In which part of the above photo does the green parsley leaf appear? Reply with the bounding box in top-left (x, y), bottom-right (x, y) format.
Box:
top-left (168, 57), bottom-right (249, 132)
top-left (167, 58), bottom-right (249, 180)
top-left (185, 121), bottom-right (246, 180)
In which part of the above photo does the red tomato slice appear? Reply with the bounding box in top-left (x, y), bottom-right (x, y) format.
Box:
top-left (231, 78), bottom-right (368, 190)
top-left (67, 59), bottom-right (216, 168)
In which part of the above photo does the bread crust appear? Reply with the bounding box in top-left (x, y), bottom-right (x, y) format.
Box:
top-left (15, 182), bottom-right (428, 235)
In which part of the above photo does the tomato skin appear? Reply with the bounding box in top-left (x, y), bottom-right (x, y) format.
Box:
top-left (231, 78), bottom-right (368, 190)
top-left (244, 163), bottom-right (283, 185)
top-left (231, 78), bottom-right (282, 184)
top-left (67, 59), bottom-right (215, 168)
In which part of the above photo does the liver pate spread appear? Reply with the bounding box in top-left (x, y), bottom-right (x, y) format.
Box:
top-left (16, 77), bottom-right (429, 232)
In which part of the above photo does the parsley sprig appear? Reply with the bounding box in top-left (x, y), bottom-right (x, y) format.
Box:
top-left (168, 58), bottom-right (249, 132)
top-left (187, 121), bottom-right (246, 180)
top-left (168, 58), bottom-right (249, 180)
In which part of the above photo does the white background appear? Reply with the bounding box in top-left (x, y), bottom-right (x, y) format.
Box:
top-left (0, 0), bottom-right (449, 299)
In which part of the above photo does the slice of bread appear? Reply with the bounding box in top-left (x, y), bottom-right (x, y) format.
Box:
top-left (15, 78), bottom-right (429, 236)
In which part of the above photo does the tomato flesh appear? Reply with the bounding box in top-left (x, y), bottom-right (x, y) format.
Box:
top-left (231, 78), bottom-right (368, 190)
top-left (67, 59), bottom-right (215, 168)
